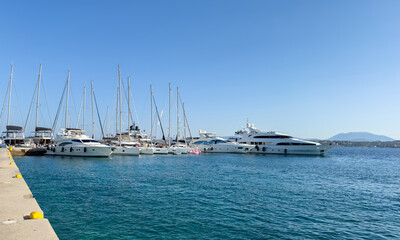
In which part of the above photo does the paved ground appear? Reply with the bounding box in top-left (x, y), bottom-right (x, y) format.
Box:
top-left (0, 148), bottom-right (58, 240)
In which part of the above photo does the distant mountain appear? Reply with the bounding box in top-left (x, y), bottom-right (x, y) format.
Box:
top-left (328, 132), bottom-right (395, 142)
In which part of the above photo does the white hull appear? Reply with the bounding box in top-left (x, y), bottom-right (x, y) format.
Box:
top-left (45, 146), bottom-right (112, 157)
top-left (112, 146), bottom-right (140, 156)
top-left (154, 148), bottom-right (168, 154)
top-left (250, 145), bottom-right (334, 156)
top-left (199, 144), bottom-right (253, 153)
top-left (140, 147), bottom-right (155, 155)
top-left (168, 146), bottom-right (189, 154)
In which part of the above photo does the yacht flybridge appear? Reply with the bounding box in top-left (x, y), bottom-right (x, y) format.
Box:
top-left (45, 128), bottom-right (112, 157)
top-left (193, 130), bottom-right (254, 153)
top-left (230, 123), bottom-right (334, 156)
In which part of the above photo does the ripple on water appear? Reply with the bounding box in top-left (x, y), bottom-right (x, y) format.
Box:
top-left (14, 147), bottom-right (400, 239)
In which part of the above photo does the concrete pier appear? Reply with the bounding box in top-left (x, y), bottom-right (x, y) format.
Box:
top-left (0, 148), bottom-right (58, 240)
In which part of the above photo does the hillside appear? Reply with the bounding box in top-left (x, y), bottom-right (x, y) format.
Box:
top-left (328, 132), bottom-right (395, 142)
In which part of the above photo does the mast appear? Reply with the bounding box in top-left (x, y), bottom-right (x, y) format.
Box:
top-left (91, 80), bottom-right (95, 139)
top-left (150, 84), bottom-right (153, 139)
top-left (35, 64), bottom-right (42, 133)
top-left (118, 65), bottom-right (122, 140)
top-left (105, 106), bottom-right (109, 137)
top-left (7, 64), bottom-right (13, 127)
top-left (127, 76), bottom-right (131, 131)
top-left (176, 86), bottom-right (179, 142)
top-left (65, 70), bottom-right (70, 128)
top-left (183, 102), bottom-right (186, 143)
top-left (83, 86), bottom-right (86, 131)
top-left (168, 82), bottom-right (171, 146)
top-left (182, 101), bottom-right (193, 142)
top-left (116, 87), bottom-right (118, 136)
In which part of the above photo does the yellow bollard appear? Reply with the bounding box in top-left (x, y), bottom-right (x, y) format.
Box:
top-left (10, 162), bottom-right (15, 165)
top-left (15, 174), bottom-right (22, 178)
top-left (30, 211), bottom-right (44, 219)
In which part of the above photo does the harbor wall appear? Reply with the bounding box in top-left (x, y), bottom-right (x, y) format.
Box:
top-left (0, 148), bottom-right (58, 240)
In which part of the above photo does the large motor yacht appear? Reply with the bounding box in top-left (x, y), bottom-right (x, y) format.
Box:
top-left (46, 128), bottom-right (112, 157)
top-left (192, 130), bottom-right (254, 153)
top-left (230, 123), bottom-right (334, 156)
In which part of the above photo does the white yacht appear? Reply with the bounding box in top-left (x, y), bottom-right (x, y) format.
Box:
top-left (230, 123), bottom-right (334, 156)
top-left (46, 128), bottom-right (112, 157)
top-left (106, 132), bottom-right (141, 156)
top-left (168, 144), bottom-right (190, 154)
top-left (192, 130), bottom-right (254, 153)
top-left (111, 141), bottom-right (140, 156)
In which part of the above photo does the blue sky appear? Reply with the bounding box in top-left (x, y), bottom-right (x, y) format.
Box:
top-left (1, 0), bottom-right (400, 140)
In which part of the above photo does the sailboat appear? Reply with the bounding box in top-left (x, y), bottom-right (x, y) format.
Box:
top-left (168, 84), bottom-right (191, 154)
top-left (2, 65), bottom-right (32, 156)
top-left (108, 66), bottom-right (140, 156)
top-left (24, 64), bottom-right (53, 146)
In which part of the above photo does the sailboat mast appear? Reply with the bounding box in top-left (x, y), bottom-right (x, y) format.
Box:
top-left (128, 76), bottom-right (131, 131)
top-left (65, 70), bottom-right (70, 128)
top-left (183, 102), bottom-right (186, 143)
top-left (118, 65), bottom-right (122, 139)
top-left (83, 86), bottom-right (86, 131)
top-left (182, 101), bottom-right (193, 142)
top-left (105, 106), bottom-right (109, 137)
top-left (168, 82), bottom-right (171, 146)
top-left (91, 80), bottom-right (95, 138)
top-left (7, 64), bottom-right (13, 127)
top-left (176, 87), bottom-right (179, 142)
top-left (150, 84), bottom-right (153, 139)
top-left (116, 87), bottom-right (118, 135)
top-left (35, 64), bottom-right (42, 134)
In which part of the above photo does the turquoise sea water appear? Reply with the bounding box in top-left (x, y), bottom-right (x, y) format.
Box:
top-left (15, 147), bottom-right (400, 239)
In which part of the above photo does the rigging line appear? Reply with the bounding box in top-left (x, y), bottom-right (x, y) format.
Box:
top-left (93, 91), bottom-right (105, 138)
top-left (0, 80), bottom-right (10, 122)
top-left (40, 77), bottom-right (53, 127)
top-left (69, 87), bottom-right (79, 129)
top-left (52, 79), bottom-right (68, 134)
top-left (178, 93), bottom-right (193, 141)
top-left (152, 96), bottom-right (166, 142)
top-left (75, 89), bottom-right (85, 129)
top-left (121, 78), bottom-right (138, 127)
top-left (12, 79), bottom-right (24, 128)
top-left (24, 80), bottom-right (39, 131)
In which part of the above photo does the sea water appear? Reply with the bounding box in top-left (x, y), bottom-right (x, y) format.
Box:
top-left (15, 147), bottom-right (400, 239)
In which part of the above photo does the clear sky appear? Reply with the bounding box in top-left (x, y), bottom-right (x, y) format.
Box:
top-left (1, 0), bottom-right (400, 140)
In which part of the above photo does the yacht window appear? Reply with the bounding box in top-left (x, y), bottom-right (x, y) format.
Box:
top-left (194, 141), bottom-right (204, 145)
top-left (254, 135), bottom-right (291, 139)
top-left (215, 140), bottom-right (227, 144)
top-left (276, 142), bottom-right (316, 145)
top-left (72, 139), bottom-right (82, 143)
top-left (59, 142), bottom-right (72, 146)
top-left (82, 139), bottom-right (99, 143)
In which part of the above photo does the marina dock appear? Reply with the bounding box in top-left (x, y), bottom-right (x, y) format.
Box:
top-left (0, 148), bottom-right (58, 240)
